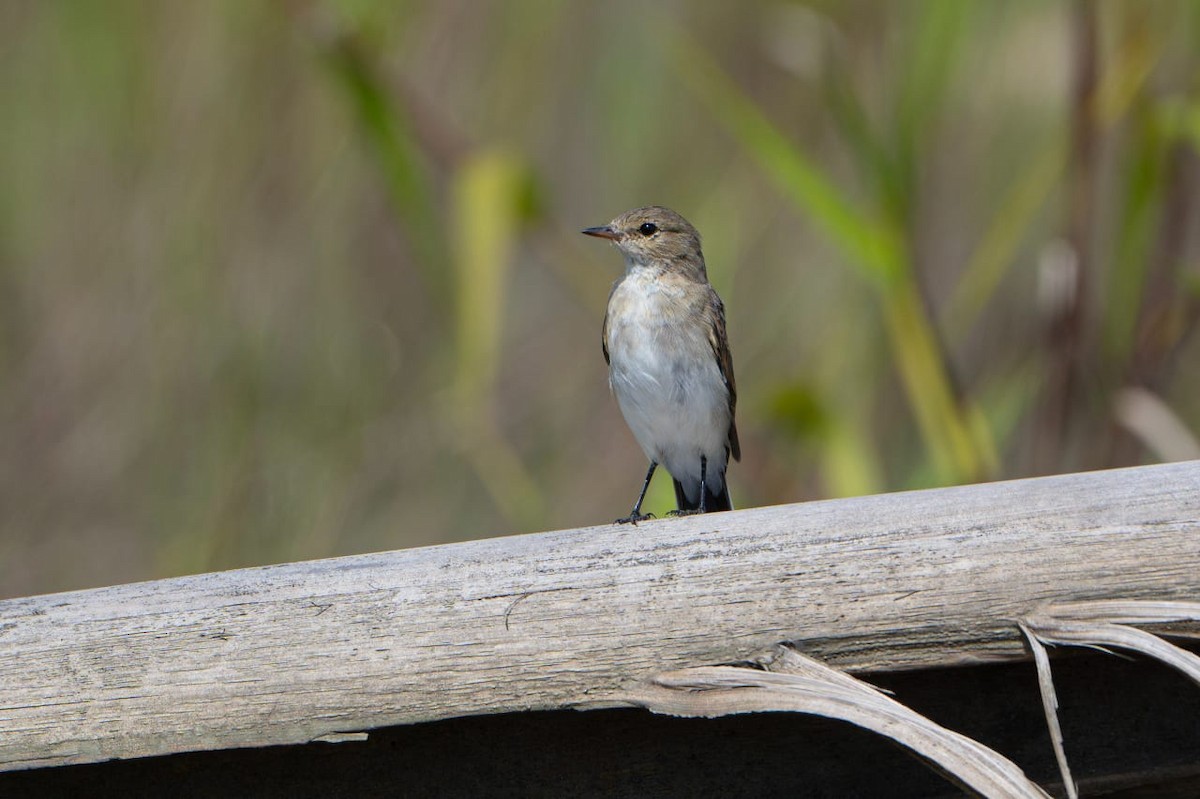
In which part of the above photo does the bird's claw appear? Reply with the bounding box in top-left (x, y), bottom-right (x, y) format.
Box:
top-left (666, 508), bottom-right (703, 517)
top-left (615, 512), bottom-right (656, 525)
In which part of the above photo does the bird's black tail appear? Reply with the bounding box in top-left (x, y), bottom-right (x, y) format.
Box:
top-left (673, 478), bottom-right (733, 513)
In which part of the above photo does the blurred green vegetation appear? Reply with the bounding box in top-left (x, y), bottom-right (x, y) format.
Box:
top-left (1, 1), bottom-right (1198, 596)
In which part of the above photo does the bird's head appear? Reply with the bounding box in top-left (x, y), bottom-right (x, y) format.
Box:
top-left (582, 206), bottom-right (704, 271)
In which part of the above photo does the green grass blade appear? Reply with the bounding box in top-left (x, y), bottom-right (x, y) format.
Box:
top-left (450, 149), bottom-right (544, 526)
top-left (667, 29), bottom-right (904, 288)
top-left (891, 0), bottom-right (971, 222)
top-left (319, 29), bottom-right (449, 304)
top-left (669, 27), bottom-right (994, 483)
top-left (885, 282), bottom-right (998, 482)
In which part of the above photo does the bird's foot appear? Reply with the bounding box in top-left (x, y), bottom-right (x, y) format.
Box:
top-left (615, 512), bottom-right (655, 525)
top-left (666, 508), bottom-right (703, 517)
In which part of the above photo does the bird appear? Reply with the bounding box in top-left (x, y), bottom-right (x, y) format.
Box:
top-left (582, 206), bottom-right (740, 524)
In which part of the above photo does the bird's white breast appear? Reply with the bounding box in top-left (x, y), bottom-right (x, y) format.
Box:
top-left (604, 270), bottom-right (731, 495)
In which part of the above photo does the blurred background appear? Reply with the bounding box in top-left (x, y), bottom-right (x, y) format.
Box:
top-left (1, 1), bottom-right (1197, 597)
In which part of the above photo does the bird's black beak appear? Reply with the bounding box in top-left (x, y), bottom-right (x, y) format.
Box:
top-left (581, 225), bottom-right (620, 241)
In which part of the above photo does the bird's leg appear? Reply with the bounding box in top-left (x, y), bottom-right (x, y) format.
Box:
top-left (668, 455), bottom-right (708, 517)
top-left (616, 462), bottom-right (657, 525)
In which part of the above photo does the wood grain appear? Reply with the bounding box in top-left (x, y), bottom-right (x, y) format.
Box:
top-left (1, 462), bottom-right (1197, 771)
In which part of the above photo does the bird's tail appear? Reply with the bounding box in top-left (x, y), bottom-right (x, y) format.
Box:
top-left (673, 478), bottom-right (734, 513)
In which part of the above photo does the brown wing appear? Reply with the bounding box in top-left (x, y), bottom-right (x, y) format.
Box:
top-left (601, 280), bottom-right (621, 366)
top-left (705, 290), bottom-right (740, 462)
top-left (601, 308), bottom-right (610, 365)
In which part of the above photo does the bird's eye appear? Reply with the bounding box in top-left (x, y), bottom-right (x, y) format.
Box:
top-left (638, 222), bottom-right (658, 236)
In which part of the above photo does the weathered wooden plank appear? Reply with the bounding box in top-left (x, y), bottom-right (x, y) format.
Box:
top-left (1, 462), bottom-right (1198, 771)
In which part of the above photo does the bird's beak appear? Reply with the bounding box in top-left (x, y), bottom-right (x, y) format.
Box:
top-left (581, 225), bottom-right (620, 241)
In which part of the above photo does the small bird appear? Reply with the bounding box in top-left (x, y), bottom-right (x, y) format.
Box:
top-left (583, 206), bottom-right (740, 523)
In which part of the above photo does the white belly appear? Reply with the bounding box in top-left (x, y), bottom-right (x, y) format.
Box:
top-left (605, 276), bottom-right (731, 499)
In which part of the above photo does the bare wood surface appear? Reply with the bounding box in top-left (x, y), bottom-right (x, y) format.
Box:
top-left (1, 462), bottom-right (1198, 771)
